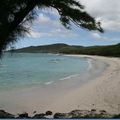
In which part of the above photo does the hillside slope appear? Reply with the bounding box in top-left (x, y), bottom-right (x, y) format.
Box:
top-left (11, 43), bottom-right (120, 57)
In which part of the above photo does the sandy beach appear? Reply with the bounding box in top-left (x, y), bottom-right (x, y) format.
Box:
top-left (49, 55), bottom-right (120, 114)
top-left (0, 55), bottom-right (120, 115)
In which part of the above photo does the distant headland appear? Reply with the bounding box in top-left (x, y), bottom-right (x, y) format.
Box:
top-left (8, 43), bottom-right (120, 57)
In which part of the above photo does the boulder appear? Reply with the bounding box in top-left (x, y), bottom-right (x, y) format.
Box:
top-left (0, 110), bottom-right (15, 118)
top-left (54, 113), bottom-right (71, 118)
top-left (32, 113), bottom-right (46, 118)
top-left (17, 112), bottom-right (30, 118)
top-left (45, 111), bottom-right (53, 116)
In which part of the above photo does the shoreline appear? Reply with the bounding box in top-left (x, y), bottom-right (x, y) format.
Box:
top-left (0, 55), bottom-right (119, 115)
top-left (49, 55), bottom-right (120, 114)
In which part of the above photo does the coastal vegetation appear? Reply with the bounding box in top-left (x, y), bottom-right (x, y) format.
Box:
top-left (12, 43), bottom-right (120, 57)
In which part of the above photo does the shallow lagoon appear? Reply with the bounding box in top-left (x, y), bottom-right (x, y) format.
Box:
top-left (0, 53), bottom-right (89, 91)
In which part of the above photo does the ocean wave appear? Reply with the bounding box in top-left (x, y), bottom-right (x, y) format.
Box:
top-left (59, 74), bottom-right (79, 81)
top-left (44, 81), bottom-right (54, 85)
top-left (87, 59), bottom-right (93, 70)
top-left (48, 58), bottom-right (65, 63)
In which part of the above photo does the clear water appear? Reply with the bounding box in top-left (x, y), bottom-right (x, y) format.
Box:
top-left (0, 53), bottom-right (89, 91)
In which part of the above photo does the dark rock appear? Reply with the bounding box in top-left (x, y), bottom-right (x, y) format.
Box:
top-left (91, 109), bottom-right (97, 112)
top-left (69, 109), bottom-right (111, 119)
top-left (45, 111), bottom-right (53, 116)
top-left (54, 113), bottom-right (71, 119)
top-left (32, 113), bottom-right (46, 118)
top-left (112, 114), bottom-right (120, 118)
top-left (70, 110), bottom-right (90, 118)
top-left (71, 110), bottom-right (90, 114)
top-left (18, 112), bottom-right (30, 118)
top-left (33, 111), bottom-right (37, 114)
top-left (0, 110), bottom-right (15, 118)
top-left (0, 109), bottom-right (114, 119)
top-left (99, 110), bottom-right (107, 114)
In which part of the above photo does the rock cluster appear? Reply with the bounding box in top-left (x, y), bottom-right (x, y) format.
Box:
top-left (54, 109), bottom-right (112, 119)
top-left (0, 109), bottom-right (120, 119)
top-left (0, 110), bottom-right (15, 118)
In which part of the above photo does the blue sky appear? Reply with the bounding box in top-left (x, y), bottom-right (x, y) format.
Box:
top-left (15, 0), bottom-right (120, 48)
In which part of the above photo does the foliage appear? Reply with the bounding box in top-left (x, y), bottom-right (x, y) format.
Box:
top-left (12, 43), bottom-right (120, 57)
top-left (0, 0), bottom-right (103, 56)
top-left (60, 43), bottom-right (120, 57)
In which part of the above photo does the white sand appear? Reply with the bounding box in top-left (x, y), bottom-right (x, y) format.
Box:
top-left (48, 55), bottom-right (120, 114)
top-left (0, 55), bottom-right (120, 115)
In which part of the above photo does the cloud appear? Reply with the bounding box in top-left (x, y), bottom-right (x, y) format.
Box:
top-left (91, 32), bottom-right (109, 41)
top-left (27, 10), bottom-right (79, 39)
top-left (91, 33), bottom-right (102, 40)
top-left (40, 8), bottom-right (59, 17)
top-left (91, 32), bottom-right (120, 42)
top-left (28, 1), bottom-right (120, 43)
top-left (29, 28), bottom-right (79, 39)
top-left (80, 0), bottom-right (120, 32)
top-left (35, 1), bottom-right (120, 34)
top-left (37, 13), bottom-right (51, 24)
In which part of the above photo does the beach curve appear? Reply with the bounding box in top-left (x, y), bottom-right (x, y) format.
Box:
top-left (48, 55), bottom-right (120, 114)
top-left (0, 55), bottom-right (119, 115)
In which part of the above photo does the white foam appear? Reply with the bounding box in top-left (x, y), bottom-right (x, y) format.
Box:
top-left (87, 59), bottom-right (93, 71)
top-left (44, 81), bottom-right (54, 85)
top-left (59, 74), bottom-right (79, 81)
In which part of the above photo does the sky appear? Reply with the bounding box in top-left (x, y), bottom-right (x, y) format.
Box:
top-left (15, 0), bottom-right (120, 48)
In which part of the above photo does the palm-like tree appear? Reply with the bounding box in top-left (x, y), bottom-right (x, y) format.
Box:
top-left (0, 0), bottom-right (103, 56)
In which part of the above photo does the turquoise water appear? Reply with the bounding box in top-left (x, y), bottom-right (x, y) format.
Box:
top-left (0, 53), bottom-right (89, 90)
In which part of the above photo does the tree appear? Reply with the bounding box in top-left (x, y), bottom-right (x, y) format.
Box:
top-left (0, 0), bottom-right (103, 56)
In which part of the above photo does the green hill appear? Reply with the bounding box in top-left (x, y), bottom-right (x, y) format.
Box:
top-left (13, 43), bottom-right (69, 53)
top-left (11, 43), bottom-right (120, 57)
top-left (60, 43), bottom-right (120, 57)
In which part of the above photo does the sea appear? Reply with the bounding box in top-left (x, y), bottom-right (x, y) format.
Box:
top-left (0, 53), bottom-right (90, 91)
